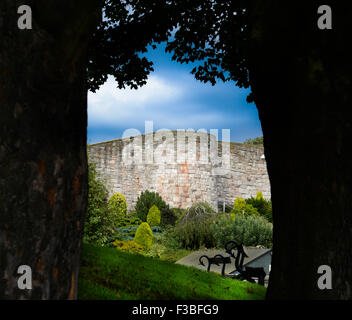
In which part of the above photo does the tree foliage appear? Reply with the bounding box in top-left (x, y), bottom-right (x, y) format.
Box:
top-left (108, 192), bottom-right (128, 227)
top-left (246, 192), bottom-right (273, 223)
top-left (231, 197), bottom-right (259, 218)
top-left (88, 0), bottom-right (175, 91)
top-left (134, 222), bottom-right (154, 251)
top-left (88, 0), bottom-right (252, 99)
top-left (210, 214), bottom-right (273, 248)
top-left (135, 190), bottom-right (167, 221)
top-left (244, 136), bottom-right (264, 145)
top-left (147, 205), bottom-right (161, 226)
top-left (84, 162), bottom-right (114, 246)
top-left (175, 202), bottom-right (217, 249)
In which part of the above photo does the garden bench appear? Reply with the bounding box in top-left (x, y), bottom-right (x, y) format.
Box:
top-left (199, 254), bottom-right (232, 276)
top-left (199, 240), bottom-right (267, 286)
top-left (225, 240), bottom-right (266, 285)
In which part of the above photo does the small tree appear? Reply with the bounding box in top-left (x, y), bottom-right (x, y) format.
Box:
top-left (246, 192), bottom-right (272, 223)
top-left (135, 190), bottom-right (167, 221)
top-left (147, 205), bottom-right (161, 227)
top-left (244, 136), bottom-right (264, 145)
top-left (256, 191), bottom-right (264, 201)
top-left (231, 197), bottom-right (259, 218)
top-left (84, 163), bottom-right (114, 246)
top-left (108, 192), bottom-right (128, 228)
top-left (134, 222), bottom-right (153, 251)
top-left (233, 198), bottom-right (247, 212)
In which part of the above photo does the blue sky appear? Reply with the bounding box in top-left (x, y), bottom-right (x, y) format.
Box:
top-left (87, 42), bottom-right (263, 144)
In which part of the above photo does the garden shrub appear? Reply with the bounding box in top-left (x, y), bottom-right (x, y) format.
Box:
top-left (115, 212), bottom-right (142, 228)
top-left (144, 241), bottom-right (165, 259)
top-left (145, 238), bottom-right (191, 262)
top-left (112, 240), bottom-right (144, 255)
top-left (233, 198), bottom-right (247, 212)
top-left (210, 213), bottom-right (237, 248)
top-left (108, 192), bottom-right (127, 228)
top-left (174, 202), bottom-right (217, 249)
top-left (245, 192), bottom-right (273, 222)
top-left (130, 212), bottom-right (142, 223)
top-left (158, 226), bottom-right (183, 250)
top-left (135, 190), bottom-right (167, 221)
top-left (211, 214), bottom-right (273, 248)
top-left (244, 136), bottom-right (264, 145)
top-left (234, 215), bottom-right (273, 248)
top-left (160, 206), bottom-right (178, 227)
top-left (108, 226), bottom-right (162, 244)
top-left (114, 226), bottom-right (138, 241)
top-left (134, 222), bottom-right (154, 251)
top-left (147, 205), bottom-right (161, 226)
top-left (83, 162), bottom-right (114, 246)
top-left (172, 208), bottom-right (186, 224)
top-left (256, 191), bottom-right (264, 201)
top-left (135, 190), bottom-right (177, 227)
top-left (230, 198), bottom-right (259, 218)
top-left (181, 202), bottom-right (214, 220)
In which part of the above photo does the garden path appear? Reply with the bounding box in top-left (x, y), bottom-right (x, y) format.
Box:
top-left (176, 247), bottom-right (271, 286)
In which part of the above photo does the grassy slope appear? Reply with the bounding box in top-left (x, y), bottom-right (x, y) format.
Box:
top-left (78, 244), bottom-right (266, 300)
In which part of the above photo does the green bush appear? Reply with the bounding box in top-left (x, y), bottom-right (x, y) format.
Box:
top-left (233, 198), bottom-right (246, 211)
top-left (210, 214), bottom-right (237, 248)
top-left (233, 215), bottom-right (273, 248)
top-left (160, 206), bottom-right (178, 227)
top-left (83, 162), bottom-right (114, 246)
top-left (115, 212), bottom-right (142, 228)
top-left (211, 214), bottom-right (273, 248)
top-left (230, 197), bottom-right (259, 218)
top-left (245, 192), bottom-right (273, 223)
top-left (135, 190), bottom-right (177, 227)
top-left (256, 191), bottom-right (264, 201)
top-left (182, 202), bottom-right (214, 219)
top-left (135, 190), bottom-right (166, 221)
top-left (108, 226), bottom-right (162, 243)
top-left (244, 136), bottom-right (264, 145)
top-left (174, 202), bottom-right (217, 249)
top-left (108, 192), bottom-right (127, 228)
top-left (144, 242), bottom-right (165, 259)
top-left (134, 222), bottom-right (154, 251)
top-left (145, 235), bottom-right (191, 262)
top-left (172, 208), bottom-right (186, 223)
top-left (158, 226), bottom-right (183, 250)
top-left (147, 205), bottom-right (161, 226)
top-left (112, 240), bottom-right (144, 255)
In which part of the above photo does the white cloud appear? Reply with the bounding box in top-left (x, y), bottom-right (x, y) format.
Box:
top-left (88, 75), bottom-right (183, 127)
top-left (89, 75), bottom-right (181, 107)
top-left (87, 69), bottom-right (260, 144)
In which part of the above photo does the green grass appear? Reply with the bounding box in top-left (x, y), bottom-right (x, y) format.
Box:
top-left (78, 244), bottom-right (266, 300)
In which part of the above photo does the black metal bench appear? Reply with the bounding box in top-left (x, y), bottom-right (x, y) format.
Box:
top-left (225, 240), bottom-right (266, 285)
top-left (199, 254), bottom-right (232, 276)
top-left (199, 240), bottom-right (266, 285)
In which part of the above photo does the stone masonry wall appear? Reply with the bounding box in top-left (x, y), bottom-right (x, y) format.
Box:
top-left (88, 131), bottom-right (271, 211)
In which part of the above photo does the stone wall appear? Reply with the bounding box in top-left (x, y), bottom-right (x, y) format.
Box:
top-left (88, 131), bottom-right (271, 211)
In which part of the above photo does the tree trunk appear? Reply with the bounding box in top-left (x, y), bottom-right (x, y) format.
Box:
top-left (0, 0), bottom-right (101, 299)
top-left (249, 2), bottom-right (352, 299)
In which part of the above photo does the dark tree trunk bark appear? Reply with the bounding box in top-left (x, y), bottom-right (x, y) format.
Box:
top-left (249, 2), bottom-right (352, 299)
top-left (0, 1), bottom-right (101, 299)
